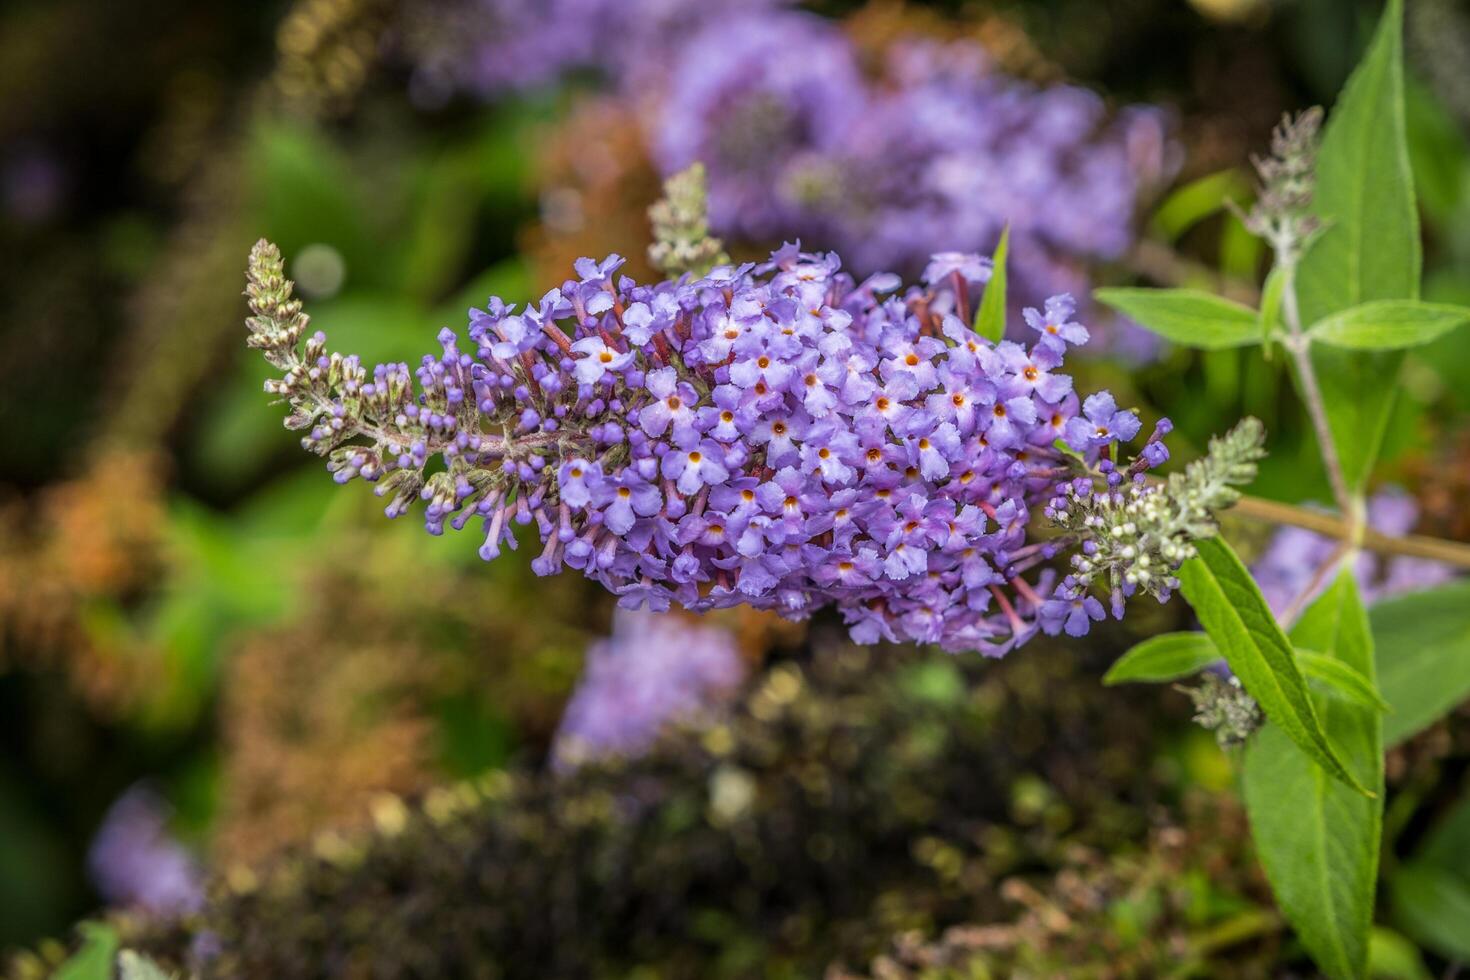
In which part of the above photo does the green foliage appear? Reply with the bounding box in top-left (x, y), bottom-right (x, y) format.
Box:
top-left (51, 925), bottom-right (117, 980)
top-left (1242, 572), bottom-right (1382, 980)
top-left (1106, 633), bottom-right (1387, 714)
top-left (1094, 288), bottom-right (1261, 349)
top-left (1176, 536), bottom-right (1368, 796)
top-left (1366, 928), bottom-right (1431, 980)
top-left (972, 225), bottom-right (1008, 342)
top-left (1389, 864), bottom-right (1470, 961)
top-left (1258, 265), bottom-right (1288, 347)
top-left (1104, 632), bottom-right (1219, 685)
top-left (1307, 300), bottom-right (1470, 350)
top-left (1293, 652), bottom-right (1390, 714)
top-left (1294, 0), bottom-right (1418, 491)
top-left (1370, 581), bottom-right (1470, 746)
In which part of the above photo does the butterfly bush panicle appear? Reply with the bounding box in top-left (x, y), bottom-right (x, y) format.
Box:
top-left (553, 609), bottom-right (746, 769)
top-left (1042, 417), bottom-right (1266, 635)
top-left (246, 238), bottom-right (1182, 654)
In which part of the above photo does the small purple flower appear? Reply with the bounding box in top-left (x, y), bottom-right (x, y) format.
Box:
top-left (1039, 590), bottom-right (1106, 637)
top-left (558, 458), bottom-right (603, 507)
top-left (570, 336), bottom-right (632, 384)
top-left (1064, 392), bottom-right (1140, 449)
top-left (1024, 295), bottom-right (1089, 353)
top-left (639, 367), bottom-right (699, 439)
top-left (661, 441), bottom-right (731, 494)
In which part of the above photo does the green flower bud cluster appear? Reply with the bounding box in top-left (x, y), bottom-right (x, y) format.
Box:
top-left (646, 163), bottom-right (730, 278)
top-left (1235, 109), bottom-right (1323, 263)
top-left (1047, 418), bottom-right (1266, 604)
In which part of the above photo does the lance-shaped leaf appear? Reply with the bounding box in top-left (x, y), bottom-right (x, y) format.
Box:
top-left (1094, 288), bottom-right (1261, 349)
top-left (1371, 580), bottom-right (1470, 746)
top-left (1176, 536), bottom-right (1371, 796)
top-left (1104, 632), bottom-right (1220, 685)
top-left (1294, 0), bottom-right (1418, 491)
top-left (1243, 571), bottom-right (1383, 980)
top-left (972, 225), bottom-right (1009, 343)
top-left (1308, 300), bottom-right (1470, 350)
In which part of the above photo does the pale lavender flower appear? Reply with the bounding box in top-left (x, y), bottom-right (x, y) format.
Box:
top-left (552, 609), bottom-right (747, 768)
top-left (88, 786), bottom-right (203, 918)
top-left (1252, 488), bottom-right (1457, 614)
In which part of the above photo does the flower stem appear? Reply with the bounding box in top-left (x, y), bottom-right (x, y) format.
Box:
top-left (1232, 494), bottom-right (1470, 569)
top-left (1277, 261), bottom-right (1356, 522)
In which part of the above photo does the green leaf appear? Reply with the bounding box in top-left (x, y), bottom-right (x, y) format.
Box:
top-left (53, 923), bottom-right (119, 980)
top-left (972, 225), bottom-right (1009, 342)
top-left (1103, 632), bottom-right (1220, 685)
top-left (1311, 346), bottom-right (1405, 491)
top-left (1242, 571), bottom-right (1383, 980)
top-left (1296, 651), bottom-right (1391, 713)
top-left (1151, 168), bottom-right (1252, 241)
top-left (1367, 927), bottom-right (1431, 980)
top-left (1308, 300), bottom-right (1470, 350)
top-left (1260, 264), bottom-right (1288, 349)
top-left (1094, 288), bottom-right (1261, 350)
top-left (1389, 863), bottom-right (1470, 961)
top-left (1176, 536), bottom-right (1370, 796)
top-left (1294, 0), bottom-right (1418, 491)
top-left (1419, 794), bottom-right (1470, 881)
top-left (1370, 581), bottom-right (1470, 746)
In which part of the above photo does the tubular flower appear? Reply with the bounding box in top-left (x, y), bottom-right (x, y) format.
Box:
top-left (246, 239), bottom-right (1167, 654)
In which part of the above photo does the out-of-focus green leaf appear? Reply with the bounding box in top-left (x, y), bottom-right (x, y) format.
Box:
top-left (1177, 537), bottom-right (1368, 796)
top-left (1094, 288), bottom-right (1261, 349)
top-left (53, 923), bottom-right (118, 980)
top-left (1308, 300), bottom-right (1470, 350)
top-left (1419, 794), bottom-right (1470, 881)
top-left (1243, 572), bottom-right (1382, 980)
top-left (1367, 927), bottom-right (1431, 980)
top-left (1404, 78), bottom-right (1469, 224)
top-left (1260, 265), bottom-right (1287, 349)
top-left (1294, 0), bottom-right (1418, 492)
top-left (972, 224), bottom-right (1008, 343)
top-left (1103, 633), bottom-right (1220, 685)
top-left (1370, 581), bottom-right (1470, 746)
top-left (248, 118), bottom-right (376, 283)
top-left (1151, 169), bottom-right (1252, 241)
top-left (434, 258), bottom-right (533, 325)
top-left (1389, 863), bottom-right (1470, 961)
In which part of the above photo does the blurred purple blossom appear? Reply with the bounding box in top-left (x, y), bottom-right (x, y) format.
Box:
top-left (88, 785), bottom-right (204, 918)
top-left (552, 609), bottom-right (746, 768)
top-left (1252, 488), bottom-right (1457, 614)
top-left (407, 3), bottom-right (1176, 355)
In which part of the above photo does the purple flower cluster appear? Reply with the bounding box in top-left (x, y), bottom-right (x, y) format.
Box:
top-left (404, 2), bottom-right (1174, 354)
top-left (552, 609), bottom-right (746, 768)
top-left (88, 785), bottom-right (204, 918)
top-left (1253, 489), bottom-right (1457, 614)
top-left (652, 18), bottom-right (1174, 345)
top-left (405, 0), bottom-right (787, 105)
top-left (306, 243), bottom-right (1149, 655)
